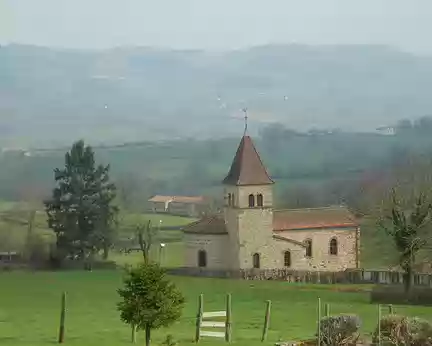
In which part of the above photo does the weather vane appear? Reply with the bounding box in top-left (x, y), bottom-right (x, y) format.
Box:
top-left (242, 107), bottom-right (248, 135)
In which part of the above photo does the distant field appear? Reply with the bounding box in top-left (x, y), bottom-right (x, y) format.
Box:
top-left (111, 241), bottom-right (184, 268)
top-left (0, 208), bottom-right (195, 255)
top-left (0, 271), bottom-right (431, 346)
top-left (0, 201), bottom-right (20, 211)
top-left (120, 212), bottom-right (195, 228)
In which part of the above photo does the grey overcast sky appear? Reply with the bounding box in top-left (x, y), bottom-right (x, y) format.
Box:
top-left (1, 0), bottom-right (431, 54)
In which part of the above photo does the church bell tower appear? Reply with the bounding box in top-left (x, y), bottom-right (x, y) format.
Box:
top-left (222, 128), bottom-right (275, 270)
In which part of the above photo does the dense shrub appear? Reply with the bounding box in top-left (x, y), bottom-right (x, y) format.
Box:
top-left (371, 285), bottom-right (432, 306)
top-left (318, 314), bottom-right (361, 346)
top-left (373, 314), bottom-right (432, 346)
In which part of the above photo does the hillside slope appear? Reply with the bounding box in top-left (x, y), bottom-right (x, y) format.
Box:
top-left (1, 44), bottom-right (432, 147)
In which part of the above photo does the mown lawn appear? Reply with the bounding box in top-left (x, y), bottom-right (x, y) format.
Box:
top-left (0, 271), bottom-right (431, 346)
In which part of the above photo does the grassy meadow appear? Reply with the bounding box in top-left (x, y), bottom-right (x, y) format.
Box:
top-left (1, 201), bottom-right (429, 345)
top-left (0, 271), bottom-right (431, 346)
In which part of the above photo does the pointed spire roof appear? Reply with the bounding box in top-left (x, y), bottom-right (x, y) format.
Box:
top-left (222, 135), bottom-right (274, 186)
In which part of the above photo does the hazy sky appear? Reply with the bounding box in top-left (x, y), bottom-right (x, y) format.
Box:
top-left (1, 0), bottom-right (431, 54)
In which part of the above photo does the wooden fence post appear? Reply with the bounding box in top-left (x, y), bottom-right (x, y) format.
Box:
top-left (377, 305), bottom-right (382, 346)
top-left (324, 303), bottom-right (330, 317)
top-left (58, 292), bottom-right (66, 344)
top-left (225, 294), bottom-right (232, 342)
top-left (317, 298), bottom-right (321, 346)
top-left (261, 300), bottom-right (271, 342)
top-left (195, 294), bottom-right (203, 343)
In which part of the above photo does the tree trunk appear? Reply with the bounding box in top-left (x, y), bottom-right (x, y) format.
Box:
top-left (403, 266), bottom-right (414, 294)
top-left (131, 324), bottom-right (136, 343)
top-left (103, 243), bottom-right (109, 260)
top-left (145, 324), bottom-right (151, 346)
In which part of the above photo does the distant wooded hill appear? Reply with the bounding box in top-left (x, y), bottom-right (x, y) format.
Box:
top-left (1, 43), bottom-right (432, 147)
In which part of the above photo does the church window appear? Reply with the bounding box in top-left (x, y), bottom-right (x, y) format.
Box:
top-left (257, 193), bottom-right (263, 207)
top-left (284, 251), bottom-right (291, 267)
top-left (305, 239), bottom-right (312, 258)
top-left (198, 250), bottom-right (207, 267)
top-left (248, 194), bottom-right (255, 207)
top-left (252, 253), bottom-right (260, 268)
top-left (227, 193), bottom-right (232, 206)
top-left (329, 238), bottom-right (338, 255)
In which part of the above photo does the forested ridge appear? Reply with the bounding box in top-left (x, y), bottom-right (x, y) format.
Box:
top-left (2, 120), bottom-right (432, 214)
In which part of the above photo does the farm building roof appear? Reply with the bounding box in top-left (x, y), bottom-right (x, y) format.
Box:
top-left (222, 135), bottom-right (274, 186)
top-left (148, 195), bottom-right (173, 203)
top-left (171, 196), bottom-right (206, 204)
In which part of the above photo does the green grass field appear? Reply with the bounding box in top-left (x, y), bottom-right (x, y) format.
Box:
top-left (0, 271), bottom-right (431, 346)
top-left (0, 207), bottom-right (195, 253)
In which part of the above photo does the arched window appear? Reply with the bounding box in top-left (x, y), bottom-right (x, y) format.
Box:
top-left (231, 193), bottom-right (235, 207)
top-left (284, 251), bottom-right (291, 267)
top-left (248, 194), bottom-right (255, 207)
top-left (257, 193), bottom-right (263, 207)
top-left (252, 253), bottom-right (260, 268)
top-left (198, 250), bottom-right (207, 267)
top-left (305, 239), bottom-right (312, 258)
top-left (227, 193), bottom-right (232, 206)
top-left (329, 238), bottom-right (338, 255)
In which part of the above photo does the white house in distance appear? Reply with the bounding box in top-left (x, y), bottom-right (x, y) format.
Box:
top-left (148, 195), bottom-right (208, 217)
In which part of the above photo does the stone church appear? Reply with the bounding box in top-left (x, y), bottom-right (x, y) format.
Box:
top-left (183, 133), bottom-right (360, 272)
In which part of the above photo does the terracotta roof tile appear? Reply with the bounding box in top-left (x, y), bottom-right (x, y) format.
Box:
top-left (223, 135), bottom-right (274, 186)
top-left (273, 206), bottom-right (358, 231)
top-left (182, 214), bottom-right (227, 235)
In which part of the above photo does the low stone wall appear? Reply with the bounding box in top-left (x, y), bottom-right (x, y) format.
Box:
top-left (167, 267), bottom-right (432, 287)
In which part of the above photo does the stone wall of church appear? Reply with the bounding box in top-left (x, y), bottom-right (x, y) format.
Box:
top-left (224, 184), bottom-right (275, 270)
top-left (183, 233), bottom-right (229, 269)
top-left (267, 228), bottom-right (359, 271)
top-left (236, 208), bottom-right (275, 269)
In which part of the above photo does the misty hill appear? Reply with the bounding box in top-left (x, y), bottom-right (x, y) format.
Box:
top-left (1, 43), bottom-right (432, 147)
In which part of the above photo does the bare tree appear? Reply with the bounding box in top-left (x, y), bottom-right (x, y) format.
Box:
top-left (377, 188), bottom-right (432, 293)
top-left (136, 220), bottom-right (158, 264)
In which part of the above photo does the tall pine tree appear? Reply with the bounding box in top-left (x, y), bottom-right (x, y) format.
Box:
top-left (44, 140), bottom-right (118, 265)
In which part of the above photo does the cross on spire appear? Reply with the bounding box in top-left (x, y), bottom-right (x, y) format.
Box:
top-left (242, 107), bottom-right (248, 135)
